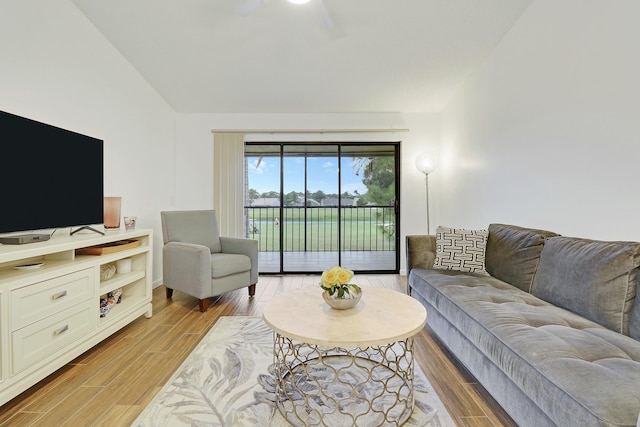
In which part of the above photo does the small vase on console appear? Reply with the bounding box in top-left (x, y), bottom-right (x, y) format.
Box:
top-left (104, 197), bottom-right (122, 229)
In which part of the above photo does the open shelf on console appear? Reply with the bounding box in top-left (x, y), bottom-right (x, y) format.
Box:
top-left (99, 275), bottom-right (148, 326)
top-left (100, 270), bottom-right (146, 295)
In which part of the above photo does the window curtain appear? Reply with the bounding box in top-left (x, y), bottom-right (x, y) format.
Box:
top-left (213, 132), bottom-right (245, 237)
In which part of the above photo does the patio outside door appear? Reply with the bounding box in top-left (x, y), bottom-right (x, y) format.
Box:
top-left (245, 142), bottom-right (399, 274)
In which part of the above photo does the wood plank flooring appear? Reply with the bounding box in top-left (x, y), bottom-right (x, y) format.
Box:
top-left (0, 274), bottom-right (517, 426)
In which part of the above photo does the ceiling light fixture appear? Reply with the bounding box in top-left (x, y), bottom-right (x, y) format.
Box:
top-left (288, 0), bottom-right (311, 4)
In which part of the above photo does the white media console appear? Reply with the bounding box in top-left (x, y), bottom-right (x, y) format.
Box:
top-left (0, 229), bottom-right (153, 406)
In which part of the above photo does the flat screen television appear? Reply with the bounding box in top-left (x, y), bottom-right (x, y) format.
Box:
top-left (0, 110), bottom-right (104, 235)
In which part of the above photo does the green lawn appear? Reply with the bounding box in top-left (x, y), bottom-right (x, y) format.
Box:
top-left (247, 207), bottom-right (396, 252)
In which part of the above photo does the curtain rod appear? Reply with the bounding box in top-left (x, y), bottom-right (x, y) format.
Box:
top-left (211, 128), bottom-right (410, 134)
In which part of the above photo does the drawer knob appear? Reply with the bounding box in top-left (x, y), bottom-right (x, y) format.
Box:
top-left (52, 290), bottom-right (68, 300)
top-left (53, 325), bottom-right (69, 336)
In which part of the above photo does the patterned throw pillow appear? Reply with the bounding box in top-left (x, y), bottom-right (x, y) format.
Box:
top-left (433, 226), bottom-right (489, 274)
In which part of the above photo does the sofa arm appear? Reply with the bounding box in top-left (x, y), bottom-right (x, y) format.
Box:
top-left (406, 235), bottom-right (436, 275)
top-left (220, 237), bottom-right (259, 285)
top-left (162, 242), bottom-right (212, 299)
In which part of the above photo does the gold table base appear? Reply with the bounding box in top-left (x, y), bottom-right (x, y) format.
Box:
top-left (272, 333), bottom-right (416, 426)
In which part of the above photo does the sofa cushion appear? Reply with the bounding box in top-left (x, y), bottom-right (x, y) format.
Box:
top-left (485, 223), bottom-right (559, 292)
top-left (409, 268), bottom-right (640, 427)
top-left (531, 236), bottom-right (640, 335)
top-left (433, 226), bottom-right (488, 274)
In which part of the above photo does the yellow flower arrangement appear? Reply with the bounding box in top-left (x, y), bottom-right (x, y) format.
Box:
top-left (319, 265), bottom-right (361, 298)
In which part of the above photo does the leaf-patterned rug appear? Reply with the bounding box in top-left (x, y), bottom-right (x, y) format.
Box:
top-left (132, 316), bottom-right (455, 427)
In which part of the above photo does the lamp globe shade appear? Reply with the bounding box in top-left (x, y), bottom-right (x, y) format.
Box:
top-left (415, 152), bottom-right (437, 175)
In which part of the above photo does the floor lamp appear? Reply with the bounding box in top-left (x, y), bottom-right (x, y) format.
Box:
top-left (415, 152), bottom-right (437, 234)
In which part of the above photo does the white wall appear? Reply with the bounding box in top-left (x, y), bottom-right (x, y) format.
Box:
top-left (174, 113), bottom-right (440, 274)
top-left (0, 0), bottom-right (176, 285)
top-left (438, 0), bottom-right (640, 241)
top-left (16, 0), bottom-right (630, 283)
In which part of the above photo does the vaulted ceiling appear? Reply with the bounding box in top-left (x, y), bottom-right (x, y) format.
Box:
top-left (72, 0), bottom-right (533, 114)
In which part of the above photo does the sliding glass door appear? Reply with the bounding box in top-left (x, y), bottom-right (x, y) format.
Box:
top-left (245, 142), bottom-right (399, 274)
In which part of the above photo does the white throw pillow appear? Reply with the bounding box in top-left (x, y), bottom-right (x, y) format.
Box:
top-left (433, 226), bottom-right (489, 274)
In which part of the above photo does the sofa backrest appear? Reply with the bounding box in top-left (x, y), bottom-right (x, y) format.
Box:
top-left (485, 224), bottom-right (559, 293)
top-left (531, 236), bottom-right (640, 335)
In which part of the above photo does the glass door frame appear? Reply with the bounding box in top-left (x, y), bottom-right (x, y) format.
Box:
top-left (245, 141), bottom-right (401, 275)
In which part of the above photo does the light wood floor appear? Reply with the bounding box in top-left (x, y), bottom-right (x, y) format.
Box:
top-left (0, 274), bottom-right (517, 427)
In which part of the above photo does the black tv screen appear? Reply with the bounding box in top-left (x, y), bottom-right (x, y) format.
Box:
top-left (0, 111), bottom-right (103, 235)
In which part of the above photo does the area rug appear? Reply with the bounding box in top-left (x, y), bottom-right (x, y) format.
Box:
top-left (132, 316), bottom-right (455, 427)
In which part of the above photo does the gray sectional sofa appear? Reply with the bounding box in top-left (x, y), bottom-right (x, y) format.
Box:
top-left (406, 223), bottom-right (640, 427)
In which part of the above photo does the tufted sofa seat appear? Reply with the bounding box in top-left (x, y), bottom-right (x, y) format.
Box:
top-left (407, 224), bottom-right (640, 427)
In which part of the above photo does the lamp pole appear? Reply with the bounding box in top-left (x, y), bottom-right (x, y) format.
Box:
top-left (425, 173), bottom-right (431, 235)
top-left (415, 151), bottom-right (437, 235)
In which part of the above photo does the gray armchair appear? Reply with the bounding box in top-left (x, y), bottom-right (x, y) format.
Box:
top-left (160, 210), bottom-right (258, 312)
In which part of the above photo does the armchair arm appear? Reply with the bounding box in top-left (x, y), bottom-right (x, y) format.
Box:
top-left (405, 235), bottom-right (436, 276)
top-left (220, 237), bottom-right (259, 284)
top-left (162, 242), bottom-right (212, 299)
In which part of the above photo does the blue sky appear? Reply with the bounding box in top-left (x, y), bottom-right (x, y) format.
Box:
top-left (247, 156), bottom-right (368, 196)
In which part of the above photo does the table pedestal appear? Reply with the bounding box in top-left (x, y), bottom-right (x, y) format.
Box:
top-left (272, 332), bottom-right (416, 426)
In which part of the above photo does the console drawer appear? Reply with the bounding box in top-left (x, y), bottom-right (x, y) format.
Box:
top-left (11, 302), bottom-right (96, 375)
top-left (10, 269), bottom-right (93, 330)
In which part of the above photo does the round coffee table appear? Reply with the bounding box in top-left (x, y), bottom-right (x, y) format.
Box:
top-left (262, 285), bottom-right (427, 426)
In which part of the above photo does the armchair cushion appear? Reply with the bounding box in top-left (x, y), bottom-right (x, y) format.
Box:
top-left (211, 253), bottom-right (251, 279)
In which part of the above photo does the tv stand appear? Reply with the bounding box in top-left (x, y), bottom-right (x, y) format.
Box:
top-left (70, 225), bottom-right (105, 236)
top-left (0, 229), bottom-right (153, 406)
